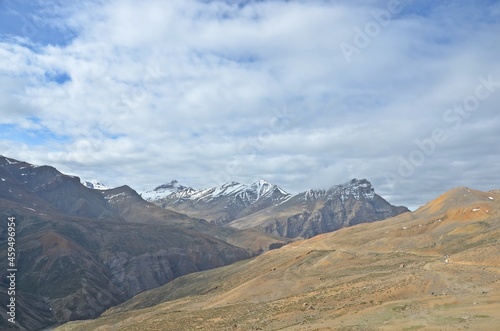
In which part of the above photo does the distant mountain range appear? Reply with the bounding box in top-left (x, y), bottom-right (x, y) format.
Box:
top-left (142, 178), bottom-right (410, 238)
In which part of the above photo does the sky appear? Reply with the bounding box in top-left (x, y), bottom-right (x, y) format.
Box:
top-left (1, 0), bottom-right (500, 210)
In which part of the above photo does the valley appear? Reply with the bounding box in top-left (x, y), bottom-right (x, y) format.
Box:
top-left (56, 187), bottom-right (499, 330)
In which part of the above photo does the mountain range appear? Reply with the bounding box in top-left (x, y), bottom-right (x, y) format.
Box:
top-left (141, 179), bottom-right (292, 225)
top-left (142, 178), bottom-right (410, 238)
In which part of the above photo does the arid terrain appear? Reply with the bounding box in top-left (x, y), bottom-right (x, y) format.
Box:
top-left (0, 156), bottom-right (284, 329)
top-left (56, 187), bottom-right (500, 330)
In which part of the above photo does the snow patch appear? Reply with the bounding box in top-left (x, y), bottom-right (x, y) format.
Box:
top-left (105, 192), bottom-right (127, 200)
top-left (5, 158), bottom-right (20, 165)
top-left (489, 197), bottom-right (494, 200)
top-left (82, 180), bottom-right (110, 190)
top-left (327, 179), bottom-right (375, 202)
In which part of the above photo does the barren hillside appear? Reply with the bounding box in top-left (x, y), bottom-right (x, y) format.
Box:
top-left (56, 187), bottom-right (500, 330)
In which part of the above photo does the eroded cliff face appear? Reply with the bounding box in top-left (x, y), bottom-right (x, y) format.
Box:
top-left (239, 179), bottom-right (410, 238)
top-left (104, 244), bottom-right (249, 299)
top-left (6, 218), bottom-right (251, 326)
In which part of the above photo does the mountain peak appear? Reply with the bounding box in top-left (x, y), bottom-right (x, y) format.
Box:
top-left (303, 179), bottom-right (375, 202)
top-left (221, 181), bottom-right (242, 188)
top-left (342, 178), bottom-right (372, 189)
top-left (250, 179), bottom-right (279, 197)
top-left (329, 178), bottom-right (375, 201)
top-left (82, 180), bottom-right (111, 190)
top-left (414, 186), bottom-right (498, 218)
top-left (141, 180), bottom-right (192, 201)
top-left (154, 180), bottom-right (186, 192)
top-left (0, 155), bottom-right (38, 168)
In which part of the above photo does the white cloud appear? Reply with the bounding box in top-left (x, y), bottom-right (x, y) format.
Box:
top-left (1, 0), bottom-right (500, 208)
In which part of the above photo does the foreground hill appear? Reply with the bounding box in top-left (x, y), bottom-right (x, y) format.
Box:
top-left (0, 156), bottom-right (284, 330)
top-left (57, 187), bottom-right (500, 330)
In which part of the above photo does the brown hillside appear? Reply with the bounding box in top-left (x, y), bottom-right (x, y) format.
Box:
top-left (56, 187), bottom-right (500, 331)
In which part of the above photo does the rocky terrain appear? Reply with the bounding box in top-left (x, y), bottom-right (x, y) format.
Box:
top-left (57, 186), bottom-right (500, 331)
top-left (145, 178), bottom-right (410, 238)
top-left (0, 156), bottom-right (285, 330)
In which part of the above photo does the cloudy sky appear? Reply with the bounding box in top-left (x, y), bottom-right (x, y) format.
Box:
top-left (1, 0), bottom-right (499, 209)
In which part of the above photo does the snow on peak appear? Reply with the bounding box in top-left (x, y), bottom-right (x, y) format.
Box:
top-left (330, 178), bottom-right (375, 201)
top-left (141, 180), bottom-right (193, 201)
top-left (304, 179), bottom-right (376, 202)
top-left (212, 182), bottom-right (246, 197)
top-left (154, 180), bottom-right (187, 192)
top-left (82, 180), bottom-right (111, 190)
top-left (142, 179), bottom-right (290, 206)
top-left (250, 180), bottom-right (275, 198)
top-left (3, 157), bottom-right (20, 165)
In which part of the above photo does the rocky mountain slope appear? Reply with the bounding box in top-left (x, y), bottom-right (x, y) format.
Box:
top-left (145, 178), bottom-right (409, 238)
top-left (230, 178), bottom-right (410, 238)
top-left (56, 186), bottom-right (500, 331)
top-left (0, 156), bottom-right (285, 330)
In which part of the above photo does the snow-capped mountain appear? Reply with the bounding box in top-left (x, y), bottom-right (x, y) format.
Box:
top-left (82, 180), bottom-right (111, 190)
top-left (230, 178), bottom-right (410, 238)
top-left (142, 179), bottom-right (291, 224)
top-left (143, 179), bottom-right (289, 204)
top-left (145, 178), bottom-right (409, 237)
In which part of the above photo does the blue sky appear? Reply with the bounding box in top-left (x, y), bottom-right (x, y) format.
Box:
top-left (1, 0), bottom-right (500, 209)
